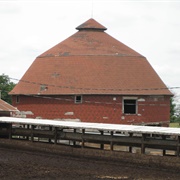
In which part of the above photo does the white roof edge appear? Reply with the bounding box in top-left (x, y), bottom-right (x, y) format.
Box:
top-left (0, 117), bottom-right (180, 136)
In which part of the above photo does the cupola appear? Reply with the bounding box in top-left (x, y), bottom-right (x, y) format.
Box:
top-left (76, 18), bottom-right (107, 31)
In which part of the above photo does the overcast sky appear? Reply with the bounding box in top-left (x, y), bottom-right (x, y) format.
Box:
top-left (1, 0), bottom-right (180, 100)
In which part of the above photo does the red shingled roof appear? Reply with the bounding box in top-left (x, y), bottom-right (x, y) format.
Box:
top-left (0, 99), bottom-right (18, 112)
top-left (10, 18), bottom-right (172, 96)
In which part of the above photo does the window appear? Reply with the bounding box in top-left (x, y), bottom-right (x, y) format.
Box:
top-left (75, 95), bottom-right (82, 104)
top-left (16, 96), bottom-right (20, 103)
top-left (123, 98), bottom-right (137, 114)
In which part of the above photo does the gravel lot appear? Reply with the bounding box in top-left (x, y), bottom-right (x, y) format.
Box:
top-left (1, 146), bottom-right (180, 180)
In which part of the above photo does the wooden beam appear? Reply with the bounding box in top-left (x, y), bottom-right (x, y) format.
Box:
top-left (49, 126), bottom-right (52, 143)
top-left (26, 124), bottom-right (30, 140)
top-left (81, 129), bottom-right (85, 148)
top-left (73, 129), bottom-right (76, 146)
top-left (54, 127), bottom-right (58, 145)
top-left (141, 134), bottom-right (146, 154)
top-left (110, 131), bottom-right (113, 151)
top-left (177, 136), bottom-right (180, 157)
top-left (8, 123), bottom-right (12, 139)
top-left (162, 135), bottom-right (166, 156)
top-left (31, 125), bottom-right (34, 142)
top-left (100, 131), bottom-right (104, 150)
top-left (129, 133), bottom-right (133, 153)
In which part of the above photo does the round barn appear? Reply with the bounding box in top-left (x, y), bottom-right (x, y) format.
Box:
top-left (10, 18), bottom-right (172, 126)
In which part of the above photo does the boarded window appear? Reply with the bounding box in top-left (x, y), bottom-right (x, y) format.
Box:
top-left (123, 99), bottom-right (137, 114)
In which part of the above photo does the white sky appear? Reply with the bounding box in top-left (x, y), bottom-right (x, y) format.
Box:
top-left (0, 0), bottom-right (180, 101)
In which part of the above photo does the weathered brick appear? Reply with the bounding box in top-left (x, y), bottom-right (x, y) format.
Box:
top-left (12, 95), bottom-right (170, 125)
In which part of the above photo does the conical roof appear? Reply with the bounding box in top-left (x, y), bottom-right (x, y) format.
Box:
top-left (39, 18), bottom-right (141, 58)
top-left (10, 18), bottom-right (172, 96)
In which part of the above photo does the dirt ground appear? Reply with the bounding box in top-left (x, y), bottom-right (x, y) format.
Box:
top-left (0, 146), bottom-right (180, 180)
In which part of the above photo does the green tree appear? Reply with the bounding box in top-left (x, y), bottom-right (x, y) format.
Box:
top-left (175, 104), bottom-right (180, 122)
top-left (0, 74), bottom-right (16, 104)
top-left (170, 97), bottom-right (176, 122)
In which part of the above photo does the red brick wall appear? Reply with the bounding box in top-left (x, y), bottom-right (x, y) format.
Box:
top-left (12, 95), bottom-right (170, 125)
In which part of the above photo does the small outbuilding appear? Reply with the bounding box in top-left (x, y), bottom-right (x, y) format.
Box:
top-left (0, 99), bottom-right (18, 117)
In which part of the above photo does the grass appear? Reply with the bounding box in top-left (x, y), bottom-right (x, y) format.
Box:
top-left (169, 122), bottom-right (180, 128)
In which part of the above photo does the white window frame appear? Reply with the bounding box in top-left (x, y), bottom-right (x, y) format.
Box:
top-left (75, 95), bottom-right (82, 104)
top-left (122, 97), bottom-right (138, 115)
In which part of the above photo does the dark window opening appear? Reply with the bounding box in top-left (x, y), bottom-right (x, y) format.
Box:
top-left (75, 95), bottom-right (82, 104)
top-left (16, 96), bottom-right (19, 103)
top-left (124, 99), bottom-right (136, 114)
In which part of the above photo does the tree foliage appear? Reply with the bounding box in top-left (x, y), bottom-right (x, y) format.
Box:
top-left (170, 95), bottom-right (180, 123)
top-left (170, 97), bottom-right (176, 122)
top-left (0, 74), bottom-right (16, 104)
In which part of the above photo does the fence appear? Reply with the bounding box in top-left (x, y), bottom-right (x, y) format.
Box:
top-left (0, 117), bottom-right (180, 157)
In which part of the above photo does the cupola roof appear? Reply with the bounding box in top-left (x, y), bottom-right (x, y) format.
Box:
top-left (76, 18), bottom-right (107, 31)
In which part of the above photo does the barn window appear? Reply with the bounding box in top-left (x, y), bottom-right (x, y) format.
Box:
top-left (16, 96), bottom-right (20, 103)
top-left (123, 98), bottom-right (137, 114)
top-left (75, 95), bottom-right (82, 104)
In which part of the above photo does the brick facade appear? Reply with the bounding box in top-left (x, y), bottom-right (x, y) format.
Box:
top-left (12, 95), bottom-right (170, 126)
